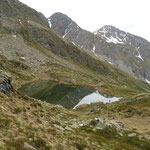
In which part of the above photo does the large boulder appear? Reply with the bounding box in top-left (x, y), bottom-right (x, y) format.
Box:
top-left (0, 73), bottom-right (14, 96)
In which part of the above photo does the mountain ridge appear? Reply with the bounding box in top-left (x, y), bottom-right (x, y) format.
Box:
top-left (1, 4), bottom-right (148, 92)
top-left (49, 12), bottom-right (150, 83)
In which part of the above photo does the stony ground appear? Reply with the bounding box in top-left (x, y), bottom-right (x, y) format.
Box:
top-left (76, 93), bottom-right (150, 140)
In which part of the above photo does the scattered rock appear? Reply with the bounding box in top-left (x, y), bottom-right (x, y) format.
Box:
top-left (90, 118), bottom-right (106, 129)
top-left (12, 35), bottom-right (16, 38)
top-left (65, 126), bottom-right (72, 131)
top-left (128, 133), bottom-right (136, 137)
top-left (24, 142), bottom-right (37, 150)
top-left (79, 123), bottom-right (84, 127)
top-left (95, 121), bottom-right (106, 130)
top-left (89, 117), bottom-right (100, 128)
top-left (138, 135), bottom-right (145, 140)
top-left (53, 124), bottom-right (65, 131)
top-left (89, 117), bottom-right (124, 130)
top-left (119, 132), bottom-right (123, 137)
top-left (71, 122), bottom-right (78, 128)
top-left (20, 56), bottom-right (25, 61)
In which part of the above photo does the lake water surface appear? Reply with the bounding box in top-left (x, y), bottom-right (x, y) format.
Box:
top-left (19, 80), bottom-right (120, 109)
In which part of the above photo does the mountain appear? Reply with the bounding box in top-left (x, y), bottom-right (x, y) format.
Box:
top-left (49, 12), bottom-right (150, 82)
top-left (1, 1), bottom-right (149, 92)
top-left (1, 1), bottom-right (150, 149)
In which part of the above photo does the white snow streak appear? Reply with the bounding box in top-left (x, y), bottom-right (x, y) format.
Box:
top-left (135, 47), bottom-right (144, 61)
top-left (91, 44), bottom-right (97, 56)
top-left (48, 19), bottom-right (52, 28)
top-left (105, 36), bottom-right (124, 44)
top-left (62, 22), bottom-right (72, 38)
top-left (94, 29), bottom-right (124, 44)
top-left (72, 42), bottom-right (75, 45)
top-left (145, 79), bottom-right (150, 84)
top-left (92, 44), bottom-right (96, 53)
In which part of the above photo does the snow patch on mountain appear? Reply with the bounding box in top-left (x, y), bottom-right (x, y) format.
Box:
top-left (48, 18), bottom-right (52, 28)
top-left (94, 27), bottom-right (108, 36)
top-left (94, 30), bottom-right (107, 35)
top-left (105, 36), bottom-right (124, 44)
top-left (145, 79), bottom-right (150, 84)
top-left (92, 45), bottom-right (96, 53)
top-left (116, 36), bottom-right (123, 41)
top-left (108, 61), bottom-right (113, 65)
top-left (91, 44), bottom-right (97, 56)
top-left (94, 27), bottom-right (125, 44)
top-left (62, 22), bottom-right (72, 38)
top-left (72, 42), bottom-right (75, 45)
top-left (135, 47), bottom-right (144, 61)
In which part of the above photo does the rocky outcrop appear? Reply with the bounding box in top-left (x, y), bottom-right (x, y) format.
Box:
top-left (0, 73), bottom-right (14, 96)
top-left (89, 117), bottom-right (124, 130)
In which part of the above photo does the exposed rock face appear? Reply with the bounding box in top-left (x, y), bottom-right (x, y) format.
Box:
top-left (49, 13), bottom-right (150, 82)
top-left (0, 73), bottom-right (14, 96)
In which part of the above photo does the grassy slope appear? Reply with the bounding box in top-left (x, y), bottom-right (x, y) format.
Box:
top-left (78, 93), bottom-right (150, 140)
top-left (0, 92), bottom-right (150, 150)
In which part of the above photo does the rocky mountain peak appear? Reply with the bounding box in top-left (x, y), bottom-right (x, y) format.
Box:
top-left (94, 25), bottom-right (150, 64)
top-left (94, 25), bottom-right (128, 44)
top-left (95, 25), bottom-right (121, 34)
top-left (49, 12), bottom-right (72, 24)
top-left (48, 12), bottom-right (80, 38)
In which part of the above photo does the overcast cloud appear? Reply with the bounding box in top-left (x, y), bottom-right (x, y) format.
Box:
top-left (20, 0), bottom-right (150, 41)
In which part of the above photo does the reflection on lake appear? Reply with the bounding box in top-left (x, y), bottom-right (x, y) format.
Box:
top-left (74, 91), bottom-right (120, 109)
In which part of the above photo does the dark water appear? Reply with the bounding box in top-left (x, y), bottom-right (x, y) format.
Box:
top-left (19, 80), bottom-right (95, 109)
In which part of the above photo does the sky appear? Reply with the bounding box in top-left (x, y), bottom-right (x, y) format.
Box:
top-left (20, 0), bottom-right (150, 41)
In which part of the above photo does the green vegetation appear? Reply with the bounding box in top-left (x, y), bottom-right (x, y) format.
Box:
top-left (100, 84), bottom-right (142, 97)
top-left (78, 125), bottom-right (150, 150)
top-left (0, 92), bottom-right (150, 150)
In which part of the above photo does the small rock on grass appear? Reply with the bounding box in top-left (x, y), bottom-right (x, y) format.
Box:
top-left (24, 142), bottom-right (37, 150)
